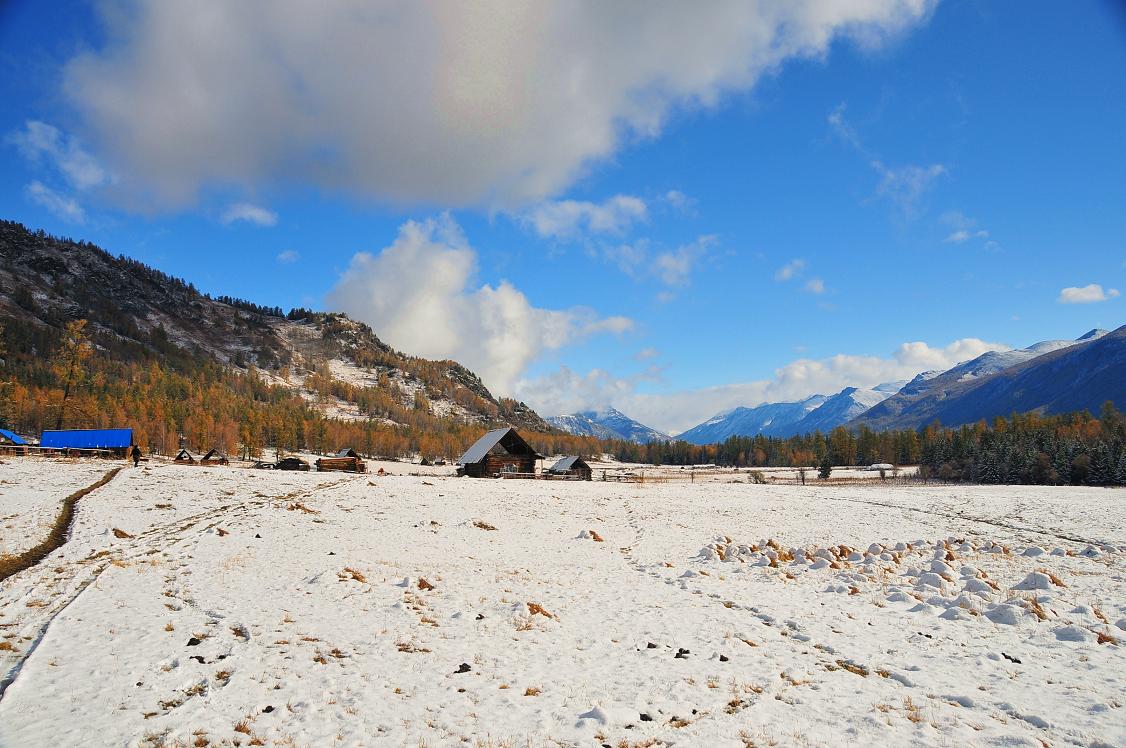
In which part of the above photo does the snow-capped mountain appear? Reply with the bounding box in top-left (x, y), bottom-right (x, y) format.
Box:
top-left (851, 328), bottom-right (1116, 430)
top-left (943, 330), bottom-right (1107, 384)
top-left (789, 387), bottom-right (890, 435)
top-left (676, 395), bottom-right (828, 444)
top-left (855, 330), bottom-right (1111, 430)
top-left (547, 408), bottom-right (669, 444)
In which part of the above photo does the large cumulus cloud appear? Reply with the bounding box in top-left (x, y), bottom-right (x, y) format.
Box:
top-left (64, 0), bottom-right (936, 208)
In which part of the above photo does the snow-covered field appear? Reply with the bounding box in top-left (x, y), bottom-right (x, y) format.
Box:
top-left (0, 459), bottom-right (114, 557)
top-left (1, 461), bottom-right (1124, 747)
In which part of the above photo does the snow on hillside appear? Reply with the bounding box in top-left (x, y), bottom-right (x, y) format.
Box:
top-left (942, 331), bottom-right (1108, 384)
top-left (1, 462), bottom-right (1123, 747)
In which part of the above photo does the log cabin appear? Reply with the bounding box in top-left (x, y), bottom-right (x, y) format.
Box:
top-left (457, 427), bottom-right (542, 478)
top-left (547, 455), bottom-right (593, 481)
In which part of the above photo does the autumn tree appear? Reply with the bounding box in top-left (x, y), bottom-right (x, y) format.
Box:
top-left (51, 319), bottom-right (93, 430)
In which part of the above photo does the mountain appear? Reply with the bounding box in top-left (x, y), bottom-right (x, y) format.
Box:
top-left (547, 407), bottom-right (668, 444)
top-left (676, 395), bottom-right (827, 444)
top-left (0, 220), bottom-right (551, 440)
top-left (789, 386), bottom-right (889, 435)
top-left (851, 327), bottom-right (1126, 431)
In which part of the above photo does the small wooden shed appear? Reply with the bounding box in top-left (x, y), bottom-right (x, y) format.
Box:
top-left (174, 449), bottom-right (198, 464)
top-left (201, 449), bottom-right (229, 466)
top-left (548, 455), bottom-right (593, 481)
top-left (457, 427), bottom-right (543, 478)
top-left (334, 448), bottom-right (360, 458)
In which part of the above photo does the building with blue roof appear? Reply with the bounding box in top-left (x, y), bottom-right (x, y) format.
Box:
top-left (40, 428), bottom-right (134, 455)
top-left (0, 428), bottom-right (28, 446)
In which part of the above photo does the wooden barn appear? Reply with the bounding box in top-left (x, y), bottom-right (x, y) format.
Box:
top-left (547, 455), bottom-right (593, 481)
top-left (457, 427), bottom-right (543, 478)
top-left (334, 448), bottom-right (360, 458)
top-left (200, 449), bottom-right (229, 466)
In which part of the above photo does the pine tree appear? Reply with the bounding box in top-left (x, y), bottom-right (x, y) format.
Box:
top-left (1114, 452), bottom-right (1126, 486)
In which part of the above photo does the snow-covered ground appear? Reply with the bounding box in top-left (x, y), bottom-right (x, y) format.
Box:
top-left (1, 463), bottom-right (1123, 747)
top-left (0, 459), bottom-right (115, 557)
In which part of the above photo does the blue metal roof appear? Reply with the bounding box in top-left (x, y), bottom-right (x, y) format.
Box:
top-left (0, 428), bottom-right (28, 445)
top-left (40, 428), bottom-right (134, 449)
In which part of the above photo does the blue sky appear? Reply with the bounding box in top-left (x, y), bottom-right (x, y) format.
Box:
top-left (1, 1), bottom-right (1124, 433)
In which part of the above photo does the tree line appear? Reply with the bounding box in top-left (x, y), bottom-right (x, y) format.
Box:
top-left (601, 407), bottom-right (1126, 486)
top-left (2, 312), bottom-right (1123, 485)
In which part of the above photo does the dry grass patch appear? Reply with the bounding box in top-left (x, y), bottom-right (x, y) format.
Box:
top-left (524, 687), bottom-right (541, 696)
top-left (1036, 568), bottom-right (1067, 587)
top-left (286, 501), bottom-right (317, 514)
top-left (112, 528), bottom-right (134, 539)
top-left (526, 602), bottom-right (555, 619)
top-left (417, 578), bottom-right (435, 591)
top-left (836, 660), bottom-right (869, 677)
top-left (472, 520), bottom-right (497, 531)
top-left (903, 696), bottom-right (924, 723)
top-left (1025, 596), bottom-right (1049, 622)
top-left (396, 641), bottom-right (431, 653)
top-left (0, 641), bottom-right (17, 652)
top-left (340, 567), bottom-right (367, 583)
top-left (1096, 630), bottom-right (1118, 645)
top-left (589, 530), bottom-right (604, 542)
top-left (233, 719), bottom-right (252, 734)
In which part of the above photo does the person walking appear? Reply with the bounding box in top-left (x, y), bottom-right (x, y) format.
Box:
top-left (131, 444), bottom-right (142, 467)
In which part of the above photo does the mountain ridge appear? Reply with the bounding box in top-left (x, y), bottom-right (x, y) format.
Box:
top-left (0, 220), bottom-right (553, 440)
top-left (547, 407), bottom-right (669, 444)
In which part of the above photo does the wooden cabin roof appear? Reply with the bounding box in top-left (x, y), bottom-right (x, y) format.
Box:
top-left (458, 427), bottom-right (543, 464)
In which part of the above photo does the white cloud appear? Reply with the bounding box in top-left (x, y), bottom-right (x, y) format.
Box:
top-left (774, 258), bottom-right (806, 281)
top-left (221, 202), bottom-right (277, 226)
top-left (662, 189), bottom-right (697, 214)
top-left (326, 215), bottom-right (632, 395)
top-left (518, 366), bottom-right (656, 419)
top-left (525, 194), bottom-right (647, 239)
top-left (944, 229), bottom-right (990, 243)
top-left (9, 120), bottom-right (108, 190)
top-left (63, 1), bottom-right (937, 209)
top-left (829, 105), bottom-right (945, 216)
top-left (871, 161), bottom-right (946, 215)
top-left (520, 336), bottom-right (1008, 434)
top-left (598, 235), bottom-right (715, 288)
top-left (941, 211), bottom-right (989, 244)
top-left (805, 278), bottom-right (825, 294)
top-left (25, 181), bottom-right (86, 223)
top-left (635, 347), bottom-right (660, 361)
top-left (1058, 284), bottom-right (1120, 304)
top-left (653, 235), bottom-right (717, 287)
top-left (276, 249), bottom-right (300, 264)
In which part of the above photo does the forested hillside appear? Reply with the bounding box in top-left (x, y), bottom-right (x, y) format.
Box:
top-left (0, 221), bottom-right (597, 459)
